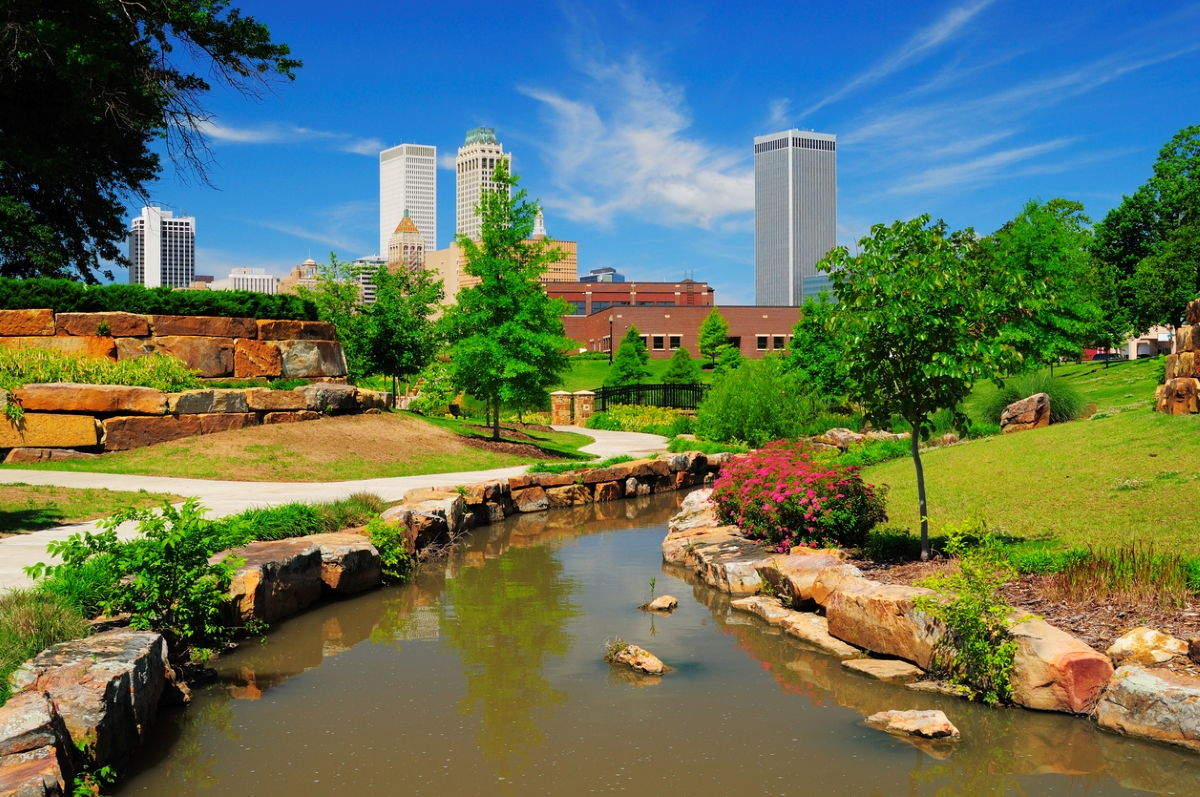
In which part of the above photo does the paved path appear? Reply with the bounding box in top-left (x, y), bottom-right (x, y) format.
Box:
top-left (0, 427), bottom-right (668, 588)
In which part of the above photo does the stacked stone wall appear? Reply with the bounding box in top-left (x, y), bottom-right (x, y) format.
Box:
top-left (1157, 299), bottom-right (1200, 414)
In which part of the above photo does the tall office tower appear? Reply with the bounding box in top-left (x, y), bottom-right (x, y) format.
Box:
top-left (386, 210), bottom-right (425, 272)
top-left (753, 130), bottom-right (836, 306)
top-left (379, 143), bottom-right (437, 255)
top-left (128, 206), bottom-right (196, 288)
top-left (456, 127), bottom-right (511, 241)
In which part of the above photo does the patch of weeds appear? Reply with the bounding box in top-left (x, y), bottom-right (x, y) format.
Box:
top-left (1047, 543), bottom-right (1193, 609)
top-left (603, 637), bottom-right (630, 662)
top-left (366, 517), bottom-right (415, 584)
top-left (0, 589), bottom-right (87, 705)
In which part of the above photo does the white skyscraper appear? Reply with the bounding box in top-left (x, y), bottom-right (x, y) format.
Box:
top-left (753, 130), bottom-right (837, 306)
top-left (128, 206), bottom-right (195, 288)
top-left (456, 127), bottom-right (511, 242)
top-left (379, 144), bottom-right (437, 255)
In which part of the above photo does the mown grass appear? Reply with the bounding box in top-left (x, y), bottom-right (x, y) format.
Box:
top-left (0, 483), bottom-right (180, 535)
top-left (553, 357), bottom-right (715, 393)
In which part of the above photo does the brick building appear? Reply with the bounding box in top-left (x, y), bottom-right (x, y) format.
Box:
top-left (564, 305), bottom-right (801, 360)
top-left (547, 279), bottom-right (714, 318)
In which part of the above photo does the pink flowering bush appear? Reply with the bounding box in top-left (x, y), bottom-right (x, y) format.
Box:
top-left (711, 440), bottom-right (887, 551)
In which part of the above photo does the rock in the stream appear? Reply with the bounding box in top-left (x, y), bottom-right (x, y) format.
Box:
top-left (608, 643), bottom-right (665, 675)
top-left (643, 595), bottom-right (678, 612)
top-left (842, 659), bottom-right (925, 684)
top-left (1106, 627), bottom-right (1189, 666)
top-left (866, 710), bottom-right (960, 740)
top-left (780, 613), bottom-right (862, 658)
top-left (757, 551), bottom-right (855, 606)
top-left (306, 532), bottom-right (381, 594)
top-left (1095, 665), bottom-right (1200, 752)
top-left (217, 538), bottom-right (323, 625)
top-left (0, 692), bottom-right (75, 796)
top-left (730, 596), bottom-right (793, 626)
top-left (824, 581), bottom-right (942, 669)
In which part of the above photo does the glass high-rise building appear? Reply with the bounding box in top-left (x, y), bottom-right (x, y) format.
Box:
top-left (379, 143), bottom-right (437, 256)
top-left (128, 206), bottom-right (195, 288)
top-left (753, 129), bottom-right (837, 306)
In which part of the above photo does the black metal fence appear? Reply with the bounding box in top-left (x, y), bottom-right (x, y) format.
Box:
top-left (593, 383), bottom-right (709, 411)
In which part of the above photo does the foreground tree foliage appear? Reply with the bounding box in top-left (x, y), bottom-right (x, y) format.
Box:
top-left (0, 0), bottom-right (299, 281)
top-left (785, 291), bottom-right (850, 400)
top-left (444, 163), bottom-right (571, 440)
top-left (604, 325), bottom-right (650, 386)
top-left (366, 263), bottom-right (444, 397)
top-left (661, 346), bottom-right (701, 384)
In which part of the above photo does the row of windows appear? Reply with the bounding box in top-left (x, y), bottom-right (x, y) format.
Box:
top-left (599, 334), bottom-right (685, 352)
top-left (754, 137), bottom-right (836, 154)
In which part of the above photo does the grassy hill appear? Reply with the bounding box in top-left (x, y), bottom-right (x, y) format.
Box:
top-left (553, 355), bottom-right (715, 393)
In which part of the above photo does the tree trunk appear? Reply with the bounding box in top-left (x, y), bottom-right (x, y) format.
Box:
top-left (492, 396), bottom-right (501, 442)
top-left (910, 422), bottom-right (930, 560)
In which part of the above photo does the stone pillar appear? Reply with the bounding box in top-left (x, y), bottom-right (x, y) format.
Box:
top-left (573, 391), bottom-right (595, 426)
top-left (550, 391), bottom-right (573, 426)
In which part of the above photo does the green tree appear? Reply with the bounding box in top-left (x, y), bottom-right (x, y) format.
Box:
top-left (696, 356), bottom-right (811, 447)
top-left (0, 1), bottom-right (299, 282)
top-left (296, 254), bottom-right (370, 381)
top-left (443, 163), bottom-right (571, 441)
top-left (661, 346), bottom-right (701, 384)
top-left (1129, 221), bottom-right (1200, 332)
top-left (713, 343), bottom-right (744, 376)
top-left (698, 307), bottom-right (730, 364)
top-left (365, 264), bottom-right (444, 397)
top-left (785, 291), bottom-right (849, 399)
top-left (604, 325), bottom-right (651, 386)
top-left (823, 215), bottom-right (1023, 559)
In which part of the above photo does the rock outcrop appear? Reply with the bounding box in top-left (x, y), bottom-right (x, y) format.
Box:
top-left (1096, 665), bottom-right (1200, 752)
top-left (1000, 392), bottom-right (1051, 433)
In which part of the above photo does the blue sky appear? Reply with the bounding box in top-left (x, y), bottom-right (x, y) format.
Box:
top-left (130, 0), bottom-right (1200, 304)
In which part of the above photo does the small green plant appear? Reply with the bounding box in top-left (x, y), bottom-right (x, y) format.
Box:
top-left (649, 577), bottom-right (656, 599)
top-left (603, 637), bottom-right (630, 662)
top-left (1047, 543), bottom-right (1193, 609)
top-left (71, 740), bottom-right (115, 796)
top-left (915, 517), bottom-right (1019, 705)
top-left (366, 517), bottom-right (415, 583)
top-left (94, 319), bottom-right (112, 337)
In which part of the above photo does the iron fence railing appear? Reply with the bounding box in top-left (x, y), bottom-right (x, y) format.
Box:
top-left (592, 383), bottom-right (709, 411)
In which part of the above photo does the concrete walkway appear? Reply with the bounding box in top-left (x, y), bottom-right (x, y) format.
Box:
top-left (0, 427), bottom-right (668, 588)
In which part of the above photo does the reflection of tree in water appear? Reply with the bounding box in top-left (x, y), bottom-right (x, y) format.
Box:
top-left (135, 693), bottom-right (237, 797)
top-left (439, 546), bottom-right (581, 779)
top-left (908, 710), bottom-right (1026, 797)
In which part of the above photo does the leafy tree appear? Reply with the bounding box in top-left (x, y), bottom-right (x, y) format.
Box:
top-left (713, 343), bottom-right (744, 376)
top-left (296, 254), bottom-right (370, 381)
top-left (1129, 221), bottom-right (1200, 332)
top-left (823, 215), bottom-right (1023, 559)
top-left (365, 263), bottom-right (444, 397)
top-left (443, 162), bottom-right (571, 440)
top-left (661, 347), bottom-right (702, 384)
top-left (0, 0), bottom-right (300, 282)
top-left (698, 307), bottom-right (730, 364)
top-left (604, 325), bottom-right (651, 386)
top-left (785, 291), bottom-right (849, 399)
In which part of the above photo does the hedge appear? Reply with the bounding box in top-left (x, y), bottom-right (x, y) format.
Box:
top-left (0, 277), bottom-right (317, 321)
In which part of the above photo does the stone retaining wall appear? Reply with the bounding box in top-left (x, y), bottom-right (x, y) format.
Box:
top-left (1156, 299), bottom-right (1200, 414)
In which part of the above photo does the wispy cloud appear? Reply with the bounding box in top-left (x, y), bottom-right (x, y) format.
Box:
top-left (891, 138), bottom-right (1076, 193)
top-left (520, 58), bottom-right (752, 227)
top-left (767, 98), bottom-right (791, 129)
top-left (437, 152), bottom-right (457, 170)
top-left (252, 201), bottom-right (377, 254)
top-left (198, 120), bottom-right (383, 157)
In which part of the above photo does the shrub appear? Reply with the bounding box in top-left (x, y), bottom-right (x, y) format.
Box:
top-left (528, 455), bottom-right (634, 474)
top-left (0, 276), bottom-right (317, 320)
top-left (915, 518), bottom-right (1019, 705)
top-left (711, 440), bottom-right (887, 550)
top-left (408, 361), bottom-right (456, 416)
top-left (0, 589), bottom-right (87, 705)
top-left (587, 404), bottom-right (691, 436)
top-left (696, 357), bottom-right (816, 446)
top-left (662, 347), bottom-right (702, 384)
top-left (979, 371), bottom-right (1084, 425)
top-left (217, 493), bottom-right (385, 545)
top-left (666, 437), bottom-right (746, 455)
top-left (365, 517), bottom-right (416, 583)
top-left (826, 439), bottom-right (910, 468)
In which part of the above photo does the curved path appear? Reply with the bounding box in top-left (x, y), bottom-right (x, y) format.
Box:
top-left (0, 427), bottom-right (668, 588)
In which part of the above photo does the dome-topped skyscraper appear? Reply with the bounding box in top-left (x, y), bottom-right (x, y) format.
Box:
top-left (387, 209), bottom-right (425, 272)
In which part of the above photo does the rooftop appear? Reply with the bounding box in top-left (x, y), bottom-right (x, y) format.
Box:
top-left (464, 126), bottom-right (498, 147)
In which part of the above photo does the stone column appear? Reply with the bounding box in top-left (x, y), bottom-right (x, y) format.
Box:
top-left (573, 390), bottom-right (595, 426)
top-left (550, 391), bottom-right (573, 426)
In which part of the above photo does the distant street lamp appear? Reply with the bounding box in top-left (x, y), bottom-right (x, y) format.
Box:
top-left (608, 314), bottom-right (614, 364)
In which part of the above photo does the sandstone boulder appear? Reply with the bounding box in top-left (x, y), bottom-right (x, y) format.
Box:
top-left (0, 309), bottom-right (54, 337)
top-left (730, 596), bottom-right (793, 626)
top-left (278, 340), bottom-right (348, 378)
top-left (55, 312), bottom-right (148, 338)
top-left (245, 388), bottom-right (308, 412)
top-left (0, 414), bottom-right (102, 449)
top-left (513, 486), bottom-right (549, 513)
top-left (3, 448), bottom-right (98, 464)
top-left (217, 539), bottom-right (323, 625)
top-left (234, 339), bottom-right (282, 378)
top-left (356, 389), bottom-right (393, 412)
top-left (256, 319), bottom-right (337, 341)
top-left (150, 315), bottom-right (257, 338)
top-left (262, 411), bottom-right (321, 424)
top-left (102, 415), bottom-right (201, 451)
top-left (780, 612), bottom-right (862, 657)
top-left (825, 581), bottom-right (942, 669)
top-left (1106, 627), bottom-right (1189, 666)
top-left (841, 658), bottom-right (925, 683)
top-left (1009, 613), bottom-right (1114, 714)
top-left (376, 506), bottom-right (421, 553)
top-left (118, 336), bottom-right (233, 377)
top-left (8, 630), bottom-right (172, 773)
top-left (1156, 378), bottom-right (1200, 415)
top-left (817, 427), bottom-right (866, 450)
top-left (294, 382), bottom-right (357, 412)
top-left (581, 462), bottom-right (634, 485)
top-left (1188, 299), bottom-right (1200, 325)
top-left (668, 451), bottom-right (708, 474)
top-left (757, 551), bottom-right (853, 606)
top-left (643, 595), bottom-right (678, 612)
top-left (866, 709), bottom-right (960, 740)
top-left (680, 487), bottom-right (714, 514)
top-left (169, 389), bottom-right (249, 414)
top-left (689, 537), bottom-right (770, 595)
top-left (809, 563), bottom-right (873, 607)
top-left (12, 383), bottom-right (167, 415)
top-left (305, 532), bottom-right (381, 594)
top-left (199, 413), bottom-right (259, 435)
top-left (629, 458), bottom-right (672, 478)
top-left (481, 502), bottom-right (507, 524)
top-left (413, 495), bottom-right (469, 537)
top-left (609, 643), bottom-right (664, 675)
top-left (546, 484), bottom-right (592, 507)
top-left (527, 472), bottom-right (576, 488)
top-left (1001, 392), bottom-right (1051, 433)
top-left (0, 336), bottom-right (115, 360)
top-left (0, 691), bottom-right (75, 797)
top-left (1096, 665), bottom-right (1200, 752)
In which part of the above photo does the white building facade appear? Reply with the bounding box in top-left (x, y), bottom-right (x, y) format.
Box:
top-left (210, 268), bottom-right (278, 294)
top-left (352, 255), bottom-right (386, 304)
top-left (456, 127), bottom-right (511, 242)
top-left (379, 144), bottom-right (437, 256)
top-left (128, 206), bottom-right (196, 288)
top-left (754, 130), bottom-right (837, 306)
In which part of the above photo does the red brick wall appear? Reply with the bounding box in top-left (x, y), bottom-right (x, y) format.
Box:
top-left (565, 305), bottom-right (801, 360)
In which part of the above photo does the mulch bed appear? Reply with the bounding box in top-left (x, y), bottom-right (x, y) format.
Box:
top-left (459, 436), bottom-right (570, 459)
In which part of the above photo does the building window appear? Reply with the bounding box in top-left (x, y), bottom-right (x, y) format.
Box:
top-left (593, 301), bottom-right (611, 311)
top-left (612, 301), bottom-right (630, 307)
top-left (639, 335), bottom-right (649, 350)
top-left (636, 301), bottom-right (654, 306)
top-left (656, 301), bottom-right (674, 306)
top-left (652, 335), bottom-right (665, 351)
top-left (565, 301), bottom-right (586, 315)
top-left (669, 335), bottom-right (681, 350)
top-left (757, 335), bottom-right (768, 351)
top-left (773, 335), bottom-right (785, 350)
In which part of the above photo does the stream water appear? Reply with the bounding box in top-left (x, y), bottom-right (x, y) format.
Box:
top-left (117, 491), bottom-right (1200, 796)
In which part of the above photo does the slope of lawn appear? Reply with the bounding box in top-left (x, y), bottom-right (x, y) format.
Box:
top-left (553, 356), bottom-right (715, 393)
top-left (863, 357), bottom-right (1200, 554)
top-left (0, 483), bottom-right (179, 536)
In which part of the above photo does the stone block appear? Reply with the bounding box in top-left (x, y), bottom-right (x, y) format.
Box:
top-left (816, 427), bottom-right (867, 450)
top-left (0, 335), bottom-right (115, 360)
top-left (1096, 665), bottom-right (1200, 752)
top-left (1157, 378), bottom-right (1200, 415)
top-left (150, 315), bottom-right (257, 338)
top-left (668, 451), bottom-right (708, 474)
top-left (295, 382), bottom-right (357, 412)
top-left (780, 612), bottom-right (862, 657)
top-left (199, 413), bottom-right (259, 435)
top-left (55, 312), bottom-right (148, 338)
top-left (673, 471), bottom-right (696, 490)
top-left (841, 658), bottom-right (925, 683)
top-left (1188, 299), bottom-right (1200, 325)
top-left (8, 630), bottom-right (172, 773)
top-left (483, 502), bottom-right (507, 524)
top-left (866, 710), bottom-right (959, 740)
top-left (255, 319), bottom-right (336, 341)
top-left (594, 480), bottom-right (623, 501)
top-left (3, 448), bottom-right (98, 464)
top-left (1009, 614), bottom-right (1114, 714)
top-left (0, 414), bottom-right (101, 449)
top-left (278, 340), bottom-right (348, 378)
top-left (1106, 627), bottom-right (1189, 666)
top-left (262, 411), bottom-right (321, 424)
top-left (414, 496), bottom-right (469, 537)
top-left (102, 415), bottom-right (202, 451)
top-left (757, 552), bottom-right (853, 605)
top-left (244, 388), bottom-right (307, 412)
top-left (12, 383), bottom-right (167, 415)
top-left (825, 582), bottom-right (943, 669)
top-left (217, 538), bottom-right (323, 625)
top-left (356, 389), bottom-right (393, 411)
top-left (1178, 325), bottom-right (1199, 353)
top-left (0, 692), bottom-right (74, 796)
top-left (530, 472), bottom-right (576, 488)
top-left (581, 462), bottom-right (634, 484)
top-left (730, 596), bottom-right (794, 626)
top-left (629, 458), bottom-right (671, 478)
top-left (809, 564), bottom-right (872, 606)
top-left (1001, 392), bottom-right (1051, 432)
top-left (305, 532), bottom-right (381, 595)
top-left (168, 389), bottom-right (249, 414)
top-left (546, 484), bottom-right (592, 507)
top-left (117, 336), bottom-right (233, 377)
top-left (234, 339), bottom-right (282, 378)
top-left (512, 486), bottom-right (549, 512)
top-left (0, 309), bottom-right (55, 337)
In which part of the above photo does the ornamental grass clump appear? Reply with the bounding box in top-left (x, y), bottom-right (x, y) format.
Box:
top-left (711, 440), bottom-right (887, 551)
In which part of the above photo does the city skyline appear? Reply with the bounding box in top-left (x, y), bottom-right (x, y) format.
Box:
top-left (128, 206), bottom-right (195, 289)
top-left (379, 143), bottom-right (437, 255)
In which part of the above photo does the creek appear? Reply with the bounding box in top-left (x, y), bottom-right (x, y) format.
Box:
top-left (116, 491), bottom-right (1200, 796)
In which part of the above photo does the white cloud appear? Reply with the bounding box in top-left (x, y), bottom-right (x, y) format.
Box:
top-left (520, 58), bottom-right (753, 228)
top-left (198, 120), bottom-right (382, 157)
top-left (437, 152), bottom-right (457, 170)
top-left (891, 138), bottom-right (1076, 193)
top-left (767, 98), bottom-right (791, 129)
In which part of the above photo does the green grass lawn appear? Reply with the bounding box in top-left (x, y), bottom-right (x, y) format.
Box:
top-left (863, 357), bottom-right (1200, 554)
top-left (0, 483), bottom-right (179, 535)
top-left (553, 356), bottom-right (715, 393)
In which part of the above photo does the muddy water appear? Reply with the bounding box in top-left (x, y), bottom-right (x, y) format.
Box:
top-left (118, 492), bottom-right (1200, 796)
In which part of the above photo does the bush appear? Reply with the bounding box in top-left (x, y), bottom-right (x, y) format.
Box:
top-left (587, 404), bottom-right (692, 436)
top-left (979, 371), bottom-right (1084, 425)
top-left (408, 361), bottom-right (456, 416)
top-left (666, 437), bottom-right (746, 455)
top-left (0, 276), bottom-right (317, 320)
top-left (0, 589), bottom-right (87, 705)
top-left (711, 440), bottom-right (887, 550)
top-left (366, 517), bottom-right (416, 583)
top-left (826, 439), bottom-right (910, 468)
top-left (696, 357), bottom-right (816, 447)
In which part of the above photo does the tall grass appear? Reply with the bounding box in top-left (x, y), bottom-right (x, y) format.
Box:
top-left (1047, 543), bottom-right (1193, 609)
top-left (979, 371), bottom-right (1084, 425)
top-left (219, 492), bottom-right (385, 544)
top-left (587, 404), bottom-right (693, 436)
top-left (0, 348), bottom-right (202, 394)
top-left (0, 589), bottom-right (87, 705)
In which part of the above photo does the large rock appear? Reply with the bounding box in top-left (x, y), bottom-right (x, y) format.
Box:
top-left (781, 613), bottom-right (862, 657)
top-left (255, 319), bottom-right (337, 341)
top-left (0, 692), bottom-right (75, 797)
top-left (278, 340), bottom-right (348, 378)
top-left (842, 658), bottom-right (925, 683)
top-left (1096, 665), bottom-right (1200, 752)
top-left (667, 451), bottom-right (708, 474)
top-left (262, 410), bottom-right (321, 424)
top-left (609, 643), bottom-right (664, 675)
top-left (580, 462), bottom-right (634, 485)
top-left (730, 596), bottom-right (794, 626)
top-left (12, 383), bottom-right (166, 415)
top-left (825, 581), bottom-right (942, 669)
top-left (1001, 392), bottom-right (1051, 432)
top-left (1106, 627), bottom-right (1189, 666)
top-left (512, 486), bottom-right (549, 513)
top-left (628, 458), bottom-right (671, 478)
top-left (594, 480), bottom-right (623, 501)
top-left (0, 336), bottom-right (115, 360)
top-left (866, 709), bottom-right (960, 740)
top-left (809, 564), bottom-right (874, 607)
top-left (1188, 299), bottom-right (1200, 325)
top-left (0, 309), bottom-right (54, 337)
top-left (8, 630), bottom-right (171, 773)
top-left (3, 448), bottom-right (97, 464)
top-left (168, 389), bottom-right (249, 414)
top-left (217, 538), bottom-right (323, 625)
top-left (644, 595), bottom-right (678, 612)
top-left (102, 414), bottom-right (202, 451)
top-left (0, 414), bottom-right (102, 449)
top-left (199, 413), bottom-right (259, 435)
top-left (294, 382), bottom-right (357, 412)
top-left (305, 532), bottom-right (381, 594)
top-left (1156, 378), bottom-right (1200, 415)
top-left (356, 389), bottom-right (392, 412)
top-left (1009, 613), bottom-right (1114, 714)
top-left (546, 484), bottom-right (592, 507)
top-left (689, 535), bottom-right (771, 595)
top-left (234, 339), bottom-right (282, 378)
top-left (117, 336), bottom-right (233, 377)
top-left (150, 315), bottom-right (256, 338)
top-left (245, 388), bottom-right (307, 412)
top-left (757, 550), bottom-right (854, 605)
top-left (413, 495), bottom-right (468, 537)
top-left (817, 427), bottom-right (866, 450)
top-left (55, 312), bottom-right (148, 338)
